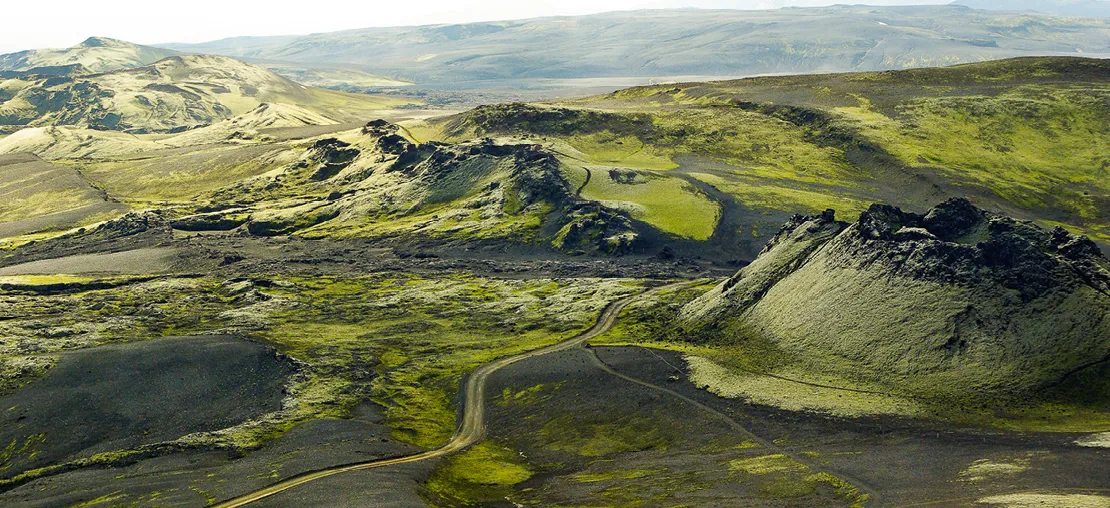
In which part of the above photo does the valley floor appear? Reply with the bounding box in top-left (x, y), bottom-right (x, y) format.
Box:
top-left (0, 238), bottom-right (1106, 506)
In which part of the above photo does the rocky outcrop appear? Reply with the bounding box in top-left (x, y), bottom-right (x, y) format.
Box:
top-left (682, 198), bottom-right (1110, 400)
top-left (552, 203), bottom-right (639, 255)
top-left (440, 103), bottom-right (654, 139)
top-left (169, 211), bottom-right (248, 232)
top-left (226, 120), bottom-right (643, 255)
top-left (306, 138), bottom-right (360, 181)
top-left (0, 211), bottom-right (174, 267)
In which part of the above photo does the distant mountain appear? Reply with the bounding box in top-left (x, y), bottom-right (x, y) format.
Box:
top-left (0, 37), bottom-right (179, 75)
top-left (159, 6), bottom-right (1110, 88)
top-left (0, 53), bottom-right (413, 134)
top-left (953, 0), bottom-right (1110, 17)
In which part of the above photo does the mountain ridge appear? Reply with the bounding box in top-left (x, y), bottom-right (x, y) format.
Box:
top-left (953, 0), bottom-right (1110, 17)
top-left (0, 37), bottom-right (179, 75)
top-left (0, 53), bottom-right (414, 134)
top-left (157, 6), bottom-right (1110, 88)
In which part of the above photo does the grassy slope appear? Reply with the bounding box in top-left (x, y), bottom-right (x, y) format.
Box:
top-left (0, 37), bottom-right (178, 74)
top-left (590, 279), bottom-right (1110, 432)
top-left (0, 153), bottom-right (127, 240)
top-left (0, 54), bottom-right (415, 134)
top-left (412, 57), bottom-right (1110, 246)
top-left (0, 155), bottom-right (107, 223)
top-left (0, 49), bottom-right (420, 239)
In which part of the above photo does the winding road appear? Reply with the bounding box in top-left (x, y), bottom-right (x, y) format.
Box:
top-left (213, 279), bottom-right (878, 506)
top-left (212, 282), bottom-right (692, 507)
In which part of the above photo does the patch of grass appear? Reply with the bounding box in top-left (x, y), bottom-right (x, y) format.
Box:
top-left (72, 144), bottom-right (298, 204)
top-left (556, 133), bottom-right (676, 170)
top-left (578, 168), bottom-right (719, 240)
top-left (0, 274), bottom-right (99, 285)
top-left (728, 454), bottom-right (807, 475)
top-left (722, 453), bottom-right (870, 503)
top-left (423, 441), bottom-right (532, 506)
top-left (0, 356), bottom-right (56, 395)
top-left (0, 433), bottom-right (47, 471)
top-left (570, 468), bottom-right (664, 483)
top-left (72, 491), bottom-right (128, 507)
top-left (537, 412), bottom-right (676, 457)
top-left (690, 172), bottom-right (871, 219)
top-left (495, 382), bottom-right (563, 407)
top-left (976, 492), bottom-right (1110, 507)
top-left (808, 472), bottom-right (870, 506)
top-left (258, 274), bottom-right (642, 449)
top-left (958, 457), bottom-right (1031, 483)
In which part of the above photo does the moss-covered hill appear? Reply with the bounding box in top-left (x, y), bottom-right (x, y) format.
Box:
top-left (413, 57), bottom-right (1110, 258)
top-left (0, 37), bottom-right (178, 75)
top-left (0, 54), bottom-right (412, 134)
top-left (178, 121), bottom-right (642, 255)
top-left (681, 198), bottom-right (1110, 405)
top-left (2, 57), bottom-right (1107, 264)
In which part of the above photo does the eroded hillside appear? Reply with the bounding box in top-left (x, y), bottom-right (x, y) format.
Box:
top-left (683, 198), bottom-right (1110, 403)
top-left (412, 57), bottom-right (1110, 258)
top-left (0, 54), bottom-right (413, 134)
top-left (0, 37), bottom-right (178, 75)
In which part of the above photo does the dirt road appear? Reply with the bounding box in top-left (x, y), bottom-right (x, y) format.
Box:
top-left (212, 281), bottom-right (692, 507)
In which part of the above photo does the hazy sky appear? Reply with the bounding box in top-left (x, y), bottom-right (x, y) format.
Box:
top-left (1, 0), bottom-right (950, 54)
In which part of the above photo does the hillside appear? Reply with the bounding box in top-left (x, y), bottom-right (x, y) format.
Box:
top-left (413, 57), bottom-right (1110, 259)
top-left (3, 57), bottom-right (1106, 263)
top-left (160, 6), bottom-right (1110, 89)
top-left (0, 46), bottom-right (421, 241)
top-left (0, 37), bottom-right (179, 75)
top-left (0, 54), bottom-right (414, 134)
top-left (178, 121), bottom-right (642, 254)
top-left (680, 198), bottom-right (1110, 405)
top-left (953, 0), bottom-right (1110, 17)
top-left (0, 153), bottom-right (126, 240)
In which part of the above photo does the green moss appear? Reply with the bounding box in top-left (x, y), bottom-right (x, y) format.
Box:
top-left (0, 433), bottom-right (47, 470)
top-left (257, 274), bottom-right (641, 449)
top-left (570, 468), bottom-right (664, 483)
top-left (0, 356), bottom-right (57, 394)
top-left (495, 382), bottom-right (563, 407)
top-left (537, 412), bottom-right (675, 457)
top-left (756, 477), bottom-right (816, 498)
top-left (0, 274), bottom-right (98, 285)
top-left (690, 171), bottom-right (871, 219)
top-left (189, 486), bottom-right (217, 505)
top-left (424, 441), bottom-right (532, 506)
top-left (557, 132), bottom-right (677, 170)
top-left (72, 492), bottom-right (128, 507)
top-left (808, 472), bottom-right (871, 506)
top-left (728, 454), bottom-right (808, 475)
top-left (578, 168), bottom-right (720, 240)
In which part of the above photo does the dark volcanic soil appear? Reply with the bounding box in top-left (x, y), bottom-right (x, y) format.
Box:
top-left (0, 400), bottom-right (421, 507)
top-left (0, 336), bottom-right (293, 482)
top-left (478, 345), bottom-right (1110, 506)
